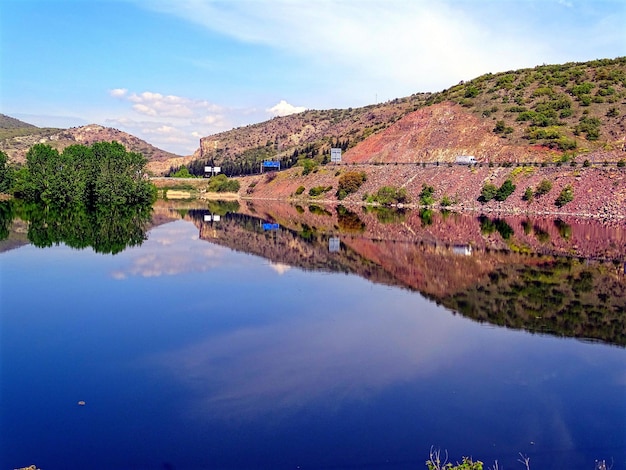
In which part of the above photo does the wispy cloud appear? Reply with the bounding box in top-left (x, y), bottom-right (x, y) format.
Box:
top-left (138, 0), bottom-right (623, 101)
top-left (139, 0), bottom-right (554, 95)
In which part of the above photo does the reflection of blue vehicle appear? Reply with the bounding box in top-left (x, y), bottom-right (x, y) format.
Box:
top-left (262, 223), bottom-right (280, 231)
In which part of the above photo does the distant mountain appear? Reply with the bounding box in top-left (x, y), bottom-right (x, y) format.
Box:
top-left (184, 57), bottom-right (626, 175)
top-left (0, 118), bottom-right (183, 170)
top-left (0, 114), bottom-right (38, 130)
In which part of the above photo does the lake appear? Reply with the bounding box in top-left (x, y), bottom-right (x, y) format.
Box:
top-left (1, 200), bottom-right (625, 470)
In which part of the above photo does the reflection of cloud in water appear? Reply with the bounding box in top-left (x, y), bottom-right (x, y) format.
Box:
top-left (111, 221), bottom-right (222, 279)
top-left (269, 262), bottom-right (291, 275)
top-left (156, 304), bottom-right (471, 419)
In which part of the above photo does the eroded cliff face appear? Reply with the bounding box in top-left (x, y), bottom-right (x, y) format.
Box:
top-left (344, 102), bottom-right (558, 163)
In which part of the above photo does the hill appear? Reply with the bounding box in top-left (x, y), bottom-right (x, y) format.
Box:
top-left (183, 57), bottom-right (626, 175)
top-left (0, 118), bottom-right (183, 171)
top-left (0, 114), bottom-right (38, 131)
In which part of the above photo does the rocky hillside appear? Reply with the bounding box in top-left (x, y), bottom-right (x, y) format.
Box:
top-left (0, 118), bottom-right (182, 170)
top-left (192, 93), bottom-right (431, 174)
top-left (238, 162), bottom-right (626, 219)
top-left (186, 57), bottom-right (626, 174)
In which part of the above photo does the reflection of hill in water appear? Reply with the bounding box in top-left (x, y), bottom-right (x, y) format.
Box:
top-left (182, 201), bottom-right (626, 347)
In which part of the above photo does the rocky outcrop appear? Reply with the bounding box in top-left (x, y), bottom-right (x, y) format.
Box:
top-left (1, 124), bottom-right (181, 164)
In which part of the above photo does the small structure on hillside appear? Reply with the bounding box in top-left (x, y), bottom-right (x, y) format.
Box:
top-left (204, 166), bottom-right (221, 177)
top-left (261, 160), bottom-right (280, 172)
top-left (330, 148), bottom-right (342, 163)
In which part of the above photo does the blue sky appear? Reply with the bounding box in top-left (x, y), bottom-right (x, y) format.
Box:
top-left (1, 0), bottom-right (624, 155)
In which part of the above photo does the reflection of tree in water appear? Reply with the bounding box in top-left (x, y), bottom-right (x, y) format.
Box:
top-left (441, 258), bottom-right (626, 346)
top-left (554, 218), bottom-right (572, 239)
top-left (336, 205), bottom-right (365, 233)
top-left (478, 215), bottom-right (514, 239)
top-left (0, 200), bottom-right (14, 241)
top-left (17, 202), bottom-right (152, 254)
top-left (367, 206), bottom-right (406, 224)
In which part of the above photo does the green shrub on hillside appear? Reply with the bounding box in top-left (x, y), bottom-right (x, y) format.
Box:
top-left (555, 184), bottom-right (574, 207)
top-left (575, 116), bottom-right (601, 141)
top-left (523, 186), bottom-right (534, 202)
top-left (308, 185), bottom-right (332, 197)
top-left (300, 158), bottom-right (319, 175)
top-left (535, 179), bottom-right (553, 197)
top-left (370, 186), bottom-right (409, 205)
top-left (336, 171), bottom-right (367, 200)
top-left (207, 174), bottom-right (240, 193)
top-left (495, 179), bottom-right (516, 201)
top-left (419, 184), bottom-right (435, 206)
top-left (479, 183), bottom-right (498, 202)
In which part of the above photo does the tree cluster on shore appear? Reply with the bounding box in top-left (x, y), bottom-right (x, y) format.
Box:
top-left (0, 141), bottom-right (156, 208)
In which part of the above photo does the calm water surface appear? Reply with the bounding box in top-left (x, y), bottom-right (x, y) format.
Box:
top-left (1, 209), bottom-right (625, 470)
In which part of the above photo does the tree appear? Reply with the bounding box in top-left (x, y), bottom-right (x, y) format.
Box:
top-left (0, 150), bottom-right (14, 193)
top-left (24, 143), bottom-right (61, 203)
top-left (18, 142), bottom-right (155, 208)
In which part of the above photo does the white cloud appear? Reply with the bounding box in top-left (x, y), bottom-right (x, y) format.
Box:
top-left (105, 89), bottom-right (236, 155)
top-left (109, 88), bottom-right (128, 98)
top-left (126, 91), bottom-right (221, 118)
top-left (266, 100), bottom-right (306, 117)
top-left (111, 221), bottom-right (225, 279)
top-left (269, 262), bottom-right (291, 275)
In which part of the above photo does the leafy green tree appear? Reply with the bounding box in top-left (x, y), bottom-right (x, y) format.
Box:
top-left (24, 143), bottom-right (60, 202)
top-left (0, 150), bottom-right (14, 193)
top-left (18, 142), bottom-right (155, 208)
top-left (479, 183), bottom-right (498, 202)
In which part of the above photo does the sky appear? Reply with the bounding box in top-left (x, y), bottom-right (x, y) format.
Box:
top-left (1, 0), bottom-right (624, 156)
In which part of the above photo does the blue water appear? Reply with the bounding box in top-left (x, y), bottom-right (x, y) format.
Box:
top-left (1, 219), bottom-right (625, 469)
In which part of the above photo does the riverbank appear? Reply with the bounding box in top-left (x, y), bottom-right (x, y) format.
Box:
top-left (235, 163), bottom-right (626, 221)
